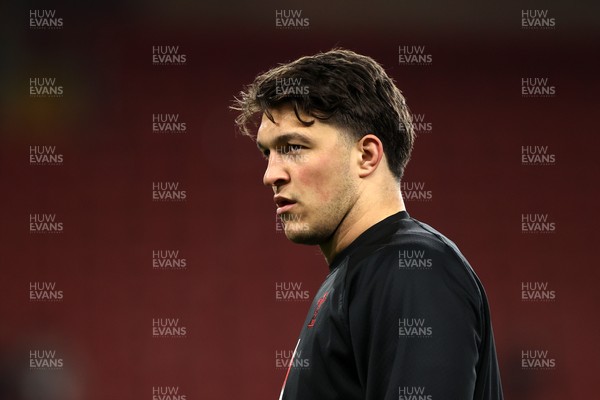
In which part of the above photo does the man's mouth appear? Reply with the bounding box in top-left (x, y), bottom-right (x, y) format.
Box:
top-left (274, 195), bottom-right (297, 215)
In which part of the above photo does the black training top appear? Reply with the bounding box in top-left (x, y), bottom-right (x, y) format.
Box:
top-left (279, 211), bottom-right (503, 400)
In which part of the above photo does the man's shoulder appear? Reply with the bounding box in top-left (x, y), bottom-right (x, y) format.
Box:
top-left (351, 216), bottom-right (467, 267)
top-left (343, 216), bottom-right (482, 301)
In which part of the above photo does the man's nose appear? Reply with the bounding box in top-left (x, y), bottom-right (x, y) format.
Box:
top-left (263, 154), bottom-right (289, 188)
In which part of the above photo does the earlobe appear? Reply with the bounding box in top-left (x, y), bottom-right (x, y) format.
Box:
top-left (357, 134), bottom-right (384, 178)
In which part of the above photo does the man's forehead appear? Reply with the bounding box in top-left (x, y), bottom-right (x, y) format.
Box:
top-left (259, 106), bottom-right (309, 128)
top-left (257, 108), bottom-right (314, 143)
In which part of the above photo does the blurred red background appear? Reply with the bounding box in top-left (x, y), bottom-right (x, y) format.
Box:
top-left (1, 1), bottom-right (598, 399)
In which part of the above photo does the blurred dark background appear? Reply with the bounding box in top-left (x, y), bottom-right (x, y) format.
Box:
top-left (1, 0), bottom-right (599, 399)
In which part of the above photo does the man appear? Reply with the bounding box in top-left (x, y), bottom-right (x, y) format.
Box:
top-left (233, 49), bottom-right (503, 400)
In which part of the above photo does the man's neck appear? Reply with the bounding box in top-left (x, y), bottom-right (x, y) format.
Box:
top-left (319, 190), bottom-right (405, 265)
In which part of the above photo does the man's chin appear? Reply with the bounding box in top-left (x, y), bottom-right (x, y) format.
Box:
top-left (286, 234), bottom-right (320, 245)
top-left (283, 225), bottom-right (323, 245)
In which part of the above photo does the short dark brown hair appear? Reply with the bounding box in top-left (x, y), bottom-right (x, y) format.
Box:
top-left (232, 49), bottom-right (415, 179)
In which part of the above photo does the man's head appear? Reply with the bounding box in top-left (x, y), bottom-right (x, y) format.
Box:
top-left (233, 49), bottom-right (415, 246)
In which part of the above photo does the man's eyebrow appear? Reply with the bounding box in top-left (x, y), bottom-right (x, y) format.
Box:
top-left (256, 132), bottom-right (312, 151)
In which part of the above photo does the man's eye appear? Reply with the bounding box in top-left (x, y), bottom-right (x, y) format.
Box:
top-left (279, 145), bottom-right (303, 154)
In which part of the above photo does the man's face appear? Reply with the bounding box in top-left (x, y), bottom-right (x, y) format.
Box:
top-left (256, 105), bottom-right (358, 245)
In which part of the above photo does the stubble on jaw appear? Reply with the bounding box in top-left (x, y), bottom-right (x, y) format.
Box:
top-left (282, 141), bottom-right (358, 246)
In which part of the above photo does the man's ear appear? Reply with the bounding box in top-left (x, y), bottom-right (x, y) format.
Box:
top-left (355, 134), bottom-right (384, 178)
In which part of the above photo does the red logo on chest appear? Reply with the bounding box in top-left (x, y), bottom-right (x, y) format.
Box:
top-left (307, 291), bottom-right (329, 328)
